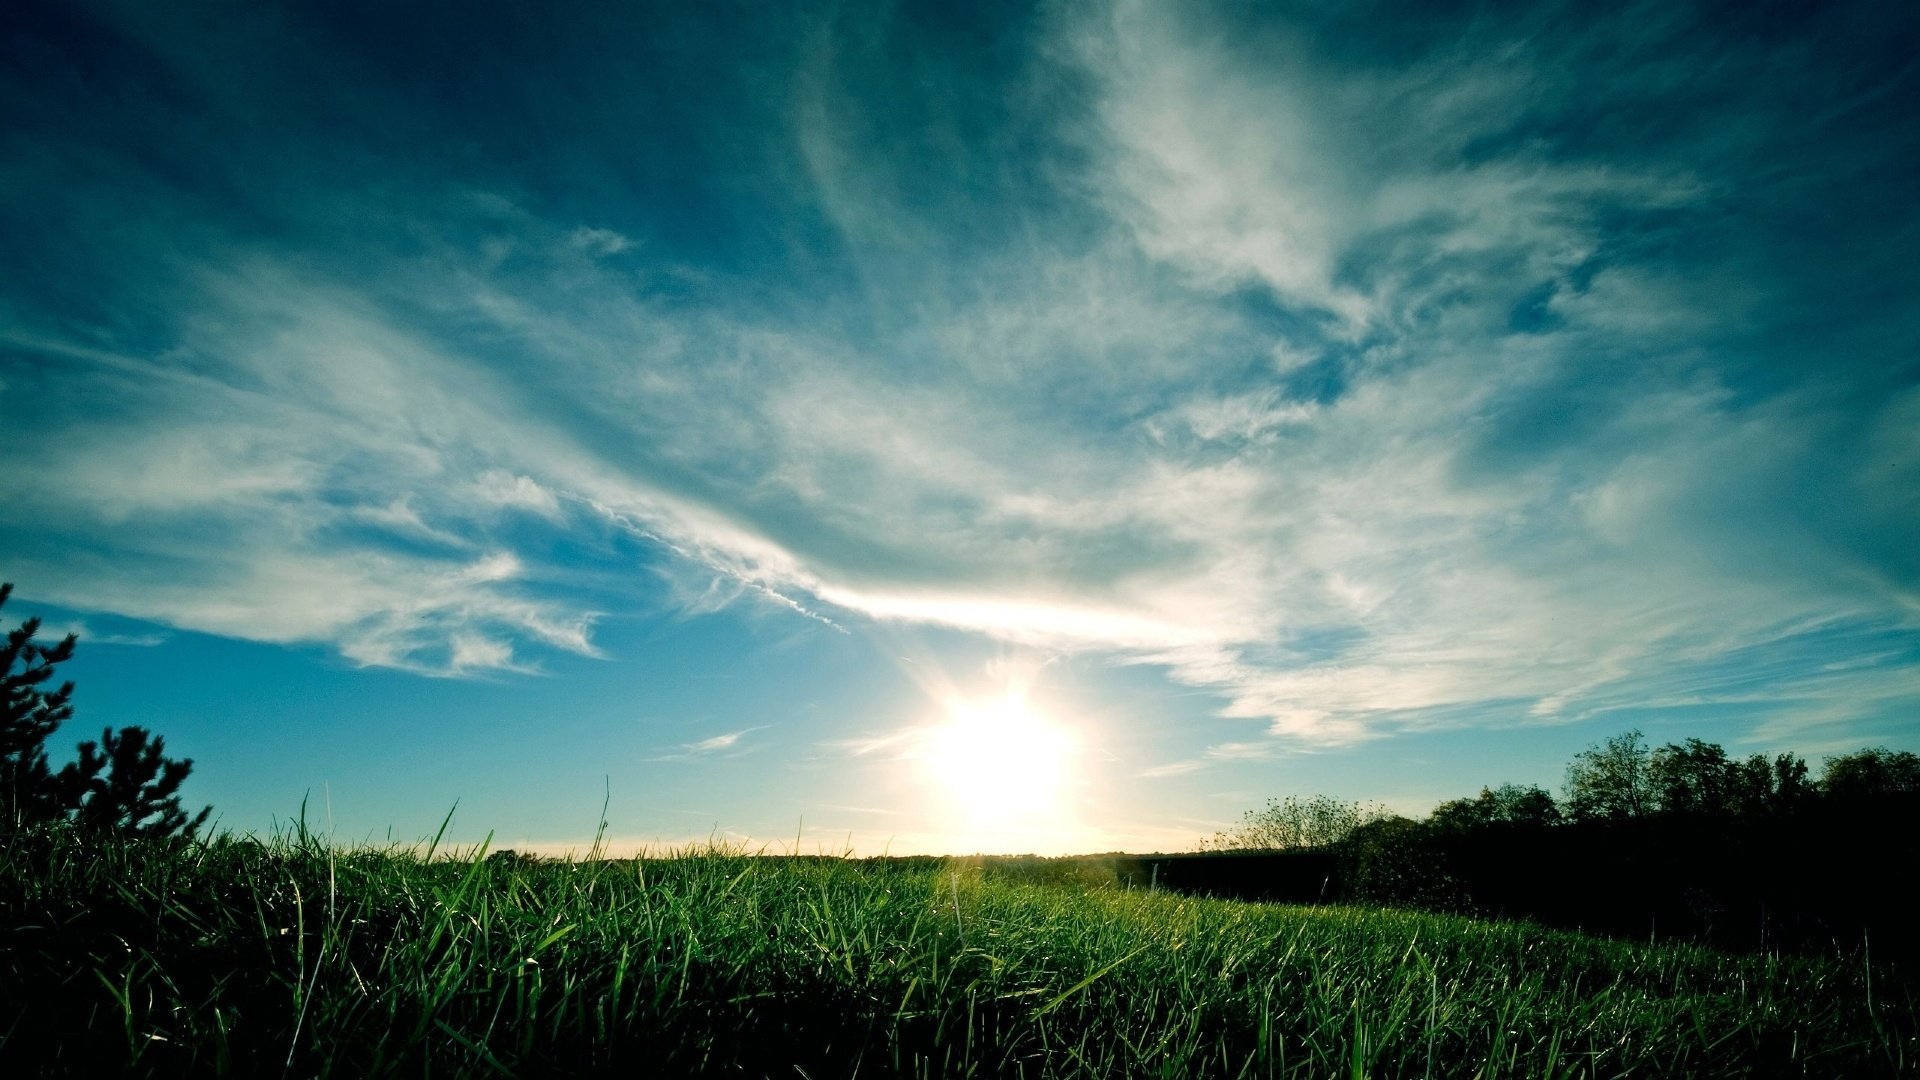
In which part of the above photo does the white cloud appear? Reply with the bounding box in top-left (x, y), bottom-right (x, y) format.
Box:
top-left (1, 1), bottom-right (1911, 757)
top-left (470, 470), bottom-right (563, 520)
top-left (1148, 390), bottom-right (1319, 446)
top-left (447, 633), bottom-right (515, 673)
top-left (566, 226), bottom-right (635, 257)
top-left (36, 621), bottom-right (170, 648)
top-left (646, 727), bottom-right (766, 762)
top-left (352, 499), bottom-right (472, 548)
top-left (16, 209), bottom-right (1896, 739)
top-left (688, 731), bottom-right (747, 753)
top-left (1067, 1), bottom-right (1702, 336)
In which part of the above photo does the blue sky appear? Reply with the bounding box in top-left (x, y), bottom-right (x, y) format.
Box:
top-left (2, 0), bottom-right (1917, 854)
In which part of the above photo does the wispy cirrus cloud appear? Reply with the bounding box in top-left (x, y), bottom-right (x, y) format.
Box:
top-left (1, 0), bottom-right (1915, 755)
top-left (646, 727), bottom-right (767, 763)
top-left (38, 621), bottom-right (170, 649)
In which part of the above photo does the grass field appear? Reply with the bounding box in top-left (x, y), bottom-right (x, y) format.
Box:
top-left (2, 827), bottom-right (1913, 1077)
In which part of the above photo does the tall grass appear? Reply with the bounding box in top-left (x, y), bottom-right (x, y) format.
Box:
top-left (1, 825), bottom-right (1911, 1077)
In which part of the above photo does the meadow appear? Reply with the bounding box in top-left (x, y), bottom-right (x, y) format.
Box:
top-left (2, 827), bottom-right (1912, 1078)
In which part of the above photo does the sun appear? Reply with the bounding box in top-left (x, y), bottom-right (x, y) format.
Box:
top-left (923, 689), bottom-right (1076, 837)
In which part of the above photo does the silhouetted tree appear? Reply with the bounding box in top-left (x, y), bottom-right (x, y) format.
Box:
top-left (1731, 751), bottom-right (1813, 817)
top-left (1649, 738), bottom-right (1737, 816)
top-left (1205, 794), bottom-right (1386, 851)
top-left (1430, 783), bottom-right (1561, 830)
top-left (1498, 783), bottom-right (1563, 826)
top-left (2, 581), bottom-right (209, 839)
top-left (1564, 730), bottom-right (1652, 821)
top-left (1340, 815), bottom-right (1460, 906)
top-left (487, 848), bottom-right (545, 871)
top-left (60, 726), bottom-right (211, 839)
top-left (1, 582), bottom-right (77, 828)
top-left (1427, 795), bottom-right (1483, 832)
top-left (1820, 747), bottom-right (1920, 801)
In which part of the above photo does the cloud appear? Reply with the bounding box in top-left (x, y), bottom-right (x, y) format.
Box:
top-left (831, 730), bottom-right (918, 760)
top-left (647, 727), bottom-right (767, 762)
top-left (0, 268), bottom-right (608, 677)
top-left (352, 499), bottom-right (472, 549)
top-left (0, 0), bottom-right (1914, 749)
top-left (38, 621), bottom-right (170, 648)
top-left (566, 226), bottom-right (635, 257)
top-left (689, 732), bottom-right (745, 753)
top-left (1147, 390), bottom-right (1319, 447)
top-left (470, 470), bottom-right (564, 521)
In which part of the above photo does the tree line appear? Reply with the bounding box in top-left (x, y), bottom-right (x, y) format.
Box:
top-left (1209, 730), bottom-right (1917, 851)
top-left (0, 583), bottom-right (209, 839)
top-left (1195, 730), bottom-right (1920, 958)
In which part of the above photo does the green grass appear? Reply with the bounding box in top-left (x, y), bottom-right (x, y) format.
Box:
top-left (1, 827), bottom-right (1912, 1077)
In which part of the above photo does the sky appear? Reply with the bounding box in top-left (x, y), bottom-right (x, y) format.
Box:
top-left (2, 0), bottom-right (1917, 856)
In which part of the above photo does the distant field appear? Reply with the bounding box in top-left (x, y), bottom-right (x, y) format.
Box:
top-left (1, 831), bottom-right (1912, 1077)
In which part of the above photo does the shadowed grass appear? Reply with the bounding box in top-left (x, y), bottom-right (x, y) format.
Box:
top-left (1, 826), bottom-right (1911, 1077)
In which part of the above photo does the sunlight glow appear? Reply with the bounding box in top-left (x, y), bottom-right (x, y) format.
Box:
top-left (920, 687), bottom-right (1079, 851)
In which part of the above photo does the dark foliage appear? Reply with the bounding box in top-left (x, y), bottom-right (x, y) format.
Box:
top-left (1429, 783), bottom-right (1561, 831)
top-left (1821, 747), bottom-right (1920, 801)
top-left (61, 726), bottom-right (211, 839)
top-left (1202, 794), bottom-right (1386, 850)
top-left (1188, 730), bottom-right (1920, 965)
top-left (1647, 740), bottom-right (1816, 819)
top-left (0, 582), bottom-right (207, 838)
top-left (0, 582), bottom-right (77, 828)
top-left (1564, 729), bottom-right (1652, 821)
top-left (1338, 815), bottom-right (1461, 907)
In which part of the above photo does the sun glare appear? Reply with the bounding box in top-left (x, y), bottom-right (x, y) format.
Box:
top-left (922, 689), bottom-right (1077, 849)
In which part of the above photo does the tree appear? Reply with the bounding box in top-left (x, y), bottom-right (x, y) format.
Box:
top-left (61, 726), bottom-right (211, 839)
top-left (1, 582), bottom-right (77, 828)
top-left (1730, 751), bottom-right (1813, 817)
top-left (1492, 783), bottom-right (1564, 826)
top-left (1578, 735), bottom-right (1814, 821)
top-left (1430, 783), bottom-right (1561, 831)
top-left (1, 582), bottom-right (209, 839)
top-left (1564, 729), bottom-right (1652, 822)
top-left (1340, 815), bottom-right (1459, 906)
top-left (1648, 738), bottom-right (1736, 816)
top-left (1205, 794), bottom-right (1385, 851)
top-left (1820, 747), bottom-right (1920, 801)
